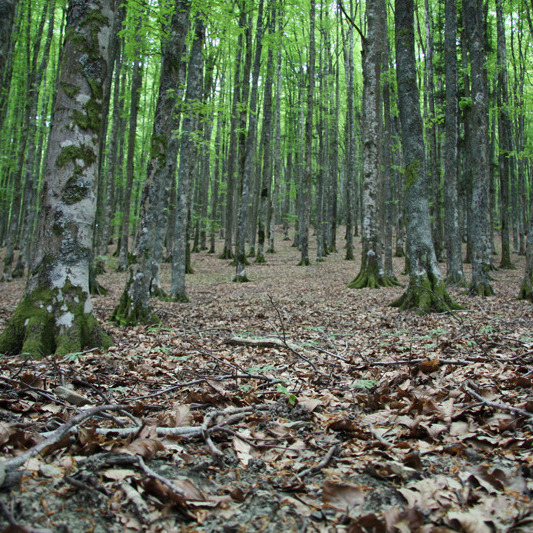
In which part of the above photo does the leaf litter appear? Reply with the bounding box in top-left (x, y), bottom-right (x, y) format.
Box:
top-left (1, 231), bottom-right (533, 532)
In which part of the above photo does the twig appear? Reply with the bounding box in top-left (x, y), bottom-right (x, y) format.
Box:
top-left (298, 444), bottom-right (339, 478)
top-left (366, 423), bottom-right (394, 448)
top-left (463, 381), bottom-right (533, 420)
top-left (2, 404), bottom-right (128, 472)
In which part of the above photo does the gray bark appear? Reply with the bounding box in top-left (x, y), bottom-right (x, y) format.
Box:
top-left (112, 0), bottom-right (191, 325)
top-left (298, 0), bottom-right (315, 266)
top-left (464, 0), bottom-right (494, 296)
top-left (170, 15), bottom-right (205, 301)
top-left (392, 0), bottom-right (458, 312)
top-left (234, 0), bottom-right (264, 281)
top-left (0, 0), bottom-right (114, 356)
top-left (444, 0), bottom-right (465, 285)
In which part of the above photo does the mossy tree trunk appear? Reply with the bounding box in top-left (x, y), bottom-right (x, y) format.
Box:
top-left (111, 0), bottom-right (191, 326)
top-left (518, 222), bottom-right (533, 302)
top-left (0, 0), bottom-right (114, 357)
top-left (392, 0), bottom-right (460, 314)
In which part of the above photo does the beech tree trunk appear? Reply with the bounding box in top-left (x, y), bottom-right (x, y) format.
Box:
top-left (112, 0), bottom-right (191, 326)
top-left (234, 0), bottom-right (264, 282)
top-left (464, 0), bottom-right (494, 296)
top-left (170, 14), bottom-right (205, 302)
top-left (298, 0), bottom-right (315, 266)
top-left (392, 0), bottom-right (460, 313)
top-left (444, 0), bottom-right (465, 285)
top-left (0, 0), bottom-right (114, 356)
top-left (349, 0), bottom-right (395, 289)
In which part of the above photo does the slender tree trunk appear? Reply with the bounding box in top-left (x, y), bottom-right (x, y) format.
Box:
top-left (298, 0), bottom-right (315, 266)
top-left (234, 0), bottom-right (264, 282)
top-left (170, 15), bottom-right (205, 301)
top-left (112, 0), bottom-right (191, 325)
top-left (0, 0), bottom-right (114, 356)
top-left (392, 0), bottom-right (460, 313)
top-left (118, 27), bottom-right (143, 271)
top-left (495, 0), bottom-right (515, 270)
top-left (444, 0), bottom-right (465, 285)
top-left (349, 0), bottom-right (395, 289)
top-left (464, 0), bottom-right (494, 296)
top-left (220, 7), bottom-right (246, 260)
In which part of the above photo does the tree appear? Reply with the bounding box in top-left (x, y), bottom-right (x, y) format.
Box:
top-left (463, 0), bottom-right (494, 296)
top-left (169, 13), bottom-right (205, 302)
top-left (519, 221), bottom-right (533, 303)
top-left (234, 0), bottom-right (265, 282)
top-left (0, 0), bottom-right (114, 356)
top-left (348, 0), bottom-right (396, 289)
top-left (298, 0), bottom-right (315, 266)
top-left (0, 0), bottom-right (18, 128)
top-left (391, 0), bottom-right (459, 313)
top-left (112, 0), bottom-right (191, 326)
top-left (444, 0), bottom-right (465, 285)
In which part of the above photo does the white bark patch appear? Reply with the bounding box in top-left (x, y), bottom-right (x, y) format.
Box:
top-left (56, 312), bottom-right (74, 328)
top-left (84, 298), bottom-right (93, 314)
top-left (76, 93), bottom-right (91, 106)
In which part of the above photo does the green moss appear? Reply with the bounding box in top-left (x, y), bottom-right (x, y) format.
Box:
top-left (63, 176), bottom-right (90, 205)
top-left (56, 145), bottom-right (96, 169)
top-left (150, 135), bottom-right (169, 166)
top-left (61, 82), bottom-right (81, 99)
top-left (391, 275), bottom-right (462, 314)
top-left (0, 283), bottom-right (112, 357)
top-left (405, 158), bottom-right (420, 193)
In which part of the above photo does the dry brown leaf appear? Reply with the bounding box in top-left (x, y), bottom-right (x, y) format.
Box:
top-left (322, 480), bottom-right (365, 510)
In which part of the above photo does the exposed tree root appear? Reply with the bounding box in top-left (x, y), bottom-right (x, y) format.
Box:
top-left (391, 278), bottom-right (462, 314)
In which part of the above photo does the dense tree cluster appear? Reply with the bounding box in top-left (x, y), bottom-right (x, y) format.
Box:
top-left (0, 0), bottom-right (532, 355)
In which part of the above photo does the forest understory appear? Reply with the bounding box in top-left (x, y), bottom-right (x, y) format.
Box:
top-left (1, 227), bottom-right (533, 532)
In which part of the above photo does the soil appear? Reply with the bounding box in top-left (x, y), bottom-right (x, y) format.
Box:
top-left (1, 229), bottom-right (533, 532)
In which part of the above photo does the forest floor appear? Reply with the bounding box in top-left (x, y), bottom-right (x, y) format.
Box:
top-left (1, 228), bottom-right (533, 532)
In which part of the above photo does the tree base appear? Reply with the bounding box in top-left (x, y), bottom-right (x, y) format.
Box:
top-left (111, 289), bottom-right (160, 327)
top-left (219, 247), bottom-right (233, 260)
top-left (255, 255), bottom-right (266, 264)
top-left (468, 281), bottom-right (495, 297)
top-left (518, 282), bottom-right (533, 303)
top-left (233, 274), bottom-right (250, 283)
top-left (348, 270), bottom-right (400, 289)
top-left (391, 278), bottom-right (463, 314)
top-left (499, 260), bottom-right (516, 270)
top-left (0, 288), bottom-right (112, 357)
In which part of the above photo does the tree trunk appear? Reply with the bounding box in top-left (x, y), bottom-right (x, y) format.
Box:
top-left (495, 0), bottom-right (515, 270)
top-left (170, 14), bottom-right (205, 301)
top-left (349, 0), bottom-right (395, 289)
top-left (112, 0), bottom-right (191, 326)
top-left (298, 0), bottom-right (315, 266)
top-left (444, 0), bottom-right (465, 285)
top-left (463, 0), bottom-right (494, 296)
top-left (518, 221), bottom-right (533, 302)
top-left (117, 25), bottom-right (143, 272)
top-left (391, 0), bottom-right (460, 313)
top-left (234, 0), bottom-right (264, 282)
top-left (0, 0), bottom-right (114, 357)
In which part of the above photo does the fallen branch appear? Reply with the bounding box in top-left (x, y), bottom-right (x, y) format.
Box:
top-left (463, 381), bottom-right (533, 420)
top-left (2, 404), bottom-right (128, 474)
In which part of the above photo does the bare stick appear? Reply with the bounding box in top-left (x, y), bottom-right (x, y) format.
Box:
top-left (298, 444), bottom-right (339, 478)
